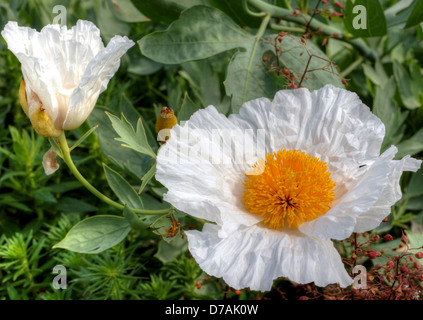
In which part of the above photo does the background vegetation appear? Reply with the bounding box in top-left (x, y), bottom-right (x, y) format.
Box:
top-left (0, 0), bottom-right (422, 300)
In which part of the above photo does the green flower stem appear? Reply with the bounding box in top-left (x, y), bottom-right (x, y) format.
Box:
top-left (57, 132), bottom-right (169, 215)
top-left (340, 55), bottom-right (364, 78)
top-left (242, 0), bottom-right (267, 17)
top-left (248, 0), bottom-right (377, 60)
top-left (241, 13), bottom-right (271, 103)
top-left (270, 23), bottom-right (306, 33)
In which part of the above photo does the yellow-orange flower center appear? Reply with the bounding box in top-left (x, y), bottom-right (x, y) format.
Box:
top-left (243, 149), bottom-right (336, 230)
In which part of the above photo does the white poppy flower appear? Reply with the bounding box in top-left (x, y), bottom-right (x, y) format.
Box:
top-left (155, 85), bottom-right (422, 291)
top-left (1, 20), bottom-right (135, 137)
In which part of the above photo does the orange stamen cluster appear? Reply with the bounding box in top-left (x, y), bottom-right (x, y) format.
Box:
top-left (243, 149), bottom-right (336, 230)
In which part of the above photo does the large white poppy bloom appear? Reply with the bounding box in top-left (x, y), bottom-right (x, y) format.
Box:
top-left (1, 20), bottom-right (134, 136)
top-left (156, 85), bottom-right (422, 291)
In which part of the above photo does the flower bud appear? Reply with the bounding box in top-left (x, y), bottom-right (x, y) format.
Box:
top-left (367, 250), bottom-right (377, 259)
top-left (383, 234), bottom-right (394, 241)
top-left (386, 261), bottom-right (394, 268)
top-left (401, 234), bottom-right (408, 244)
top-left (334, 1), bottom-right (344, 8)
top-left (415, 252), bottom-right (423, 259)
top-left (156, 106), bottom-right (178, 142)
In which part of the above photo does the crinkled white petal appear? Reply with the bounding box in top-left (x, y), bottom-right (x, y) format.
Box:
top-left (63, 35), bottom-right (134, 130)
top-left (353, 155), bottom-right (422, 233)
top-left (231, 85), bottom-right (385, 184)
top-left (1, 20), bottom-right (134, 130)
top-left (299, 146), bottom-right (398, 240)
top-left (156, 106), bottom-right (264, 237)
top-left (186, 223), bottom-right (353, 291)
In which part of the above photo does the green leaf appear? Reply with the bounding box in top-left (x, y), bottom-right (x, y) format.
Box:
top-left (32, 188), bottom-right (57, 203)
top-left (0, 194), bottom-right (32, 212)
top-left (406, 230), bottom-right (423, 263)
top-left (94, 0), bottom-right (130, 41)
top-left (385, 0), bottom-right (423, 29)
top-left (372, 77), bottom-right (408, 152)
top-left (345, 0), bottom-right (387, 37)
top-left (106, 112), bottom-right (156, 159)
top-left (396, 127), bottom-right (423, 159)
top-left (406, 196), bottom-right (423, 210)
top-left (131, 0), bottom-right (208, 24)
top-left (110, 0), bottom-right (149, 22)
top-left (128, 56), bottom-right (163, 75)
top-left (393, 61), bottom-right (422, 109)
top-left (48, 137), bottom-right (63, 158)
top-left (88, 103), bottom-right (155, 179)
top-left (208, 0), bottom-right (263, 27)
top-left (362, 60), bottom-right (389, 87)
top-left (69, 125), bottom-right (99, 151)
top-left (180, 57), bottom-right (231, 113)
top-left (138, 163), bottom-right (157, 195)
top-left (246, 35), bottom-right (344, 111)
top-left (139, 5), bottom-right (254, 64)
top-left (405, 0), bottom-right (423, 28)
top-left (150, 214), bottom-right (181, 243)
top-left (178, 92), bottom-right (201, 122)
top-left (140, 6), bottom-right (343, 111)
top-left (225, 40), bottom-right (281, 111)
top-left (103, 163), bottom-right (144, 209)
top-left (57, 197), bottom-right (97, 213)
top-left (154, 237), bottom-right (188, 263)
top-left (53, 215), bottom-right (131, 254)
top-left (406, 169), bottom-right (423, 198)
top-left (122, 205), bottom-right (147, 230)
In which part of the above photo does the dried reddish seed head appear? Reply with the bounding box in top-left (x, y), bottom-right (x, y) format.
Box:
top-left (196, 281), bottom-right (202, 289)
top-left (400, 266), bottom-right (408, 273)
top-left (401, 234), bottom-right (408, 244)
top-left (386, 261), bottom-right (394, 268)
top-left (415, 251), bottom-right (423, 259)
top-left (334, 1), bottom-right (344, 8)
top-left (384, 234), bottom-right (394, 241)
top-left (367, 250), bottom-right (377, 259)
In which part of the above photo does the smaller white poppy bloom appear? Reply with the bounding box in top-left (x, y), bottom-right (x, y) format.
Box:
top-left (156, 85), bottom-right (422, 291)
top-left (1, 20), bottom-right (134, 136)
